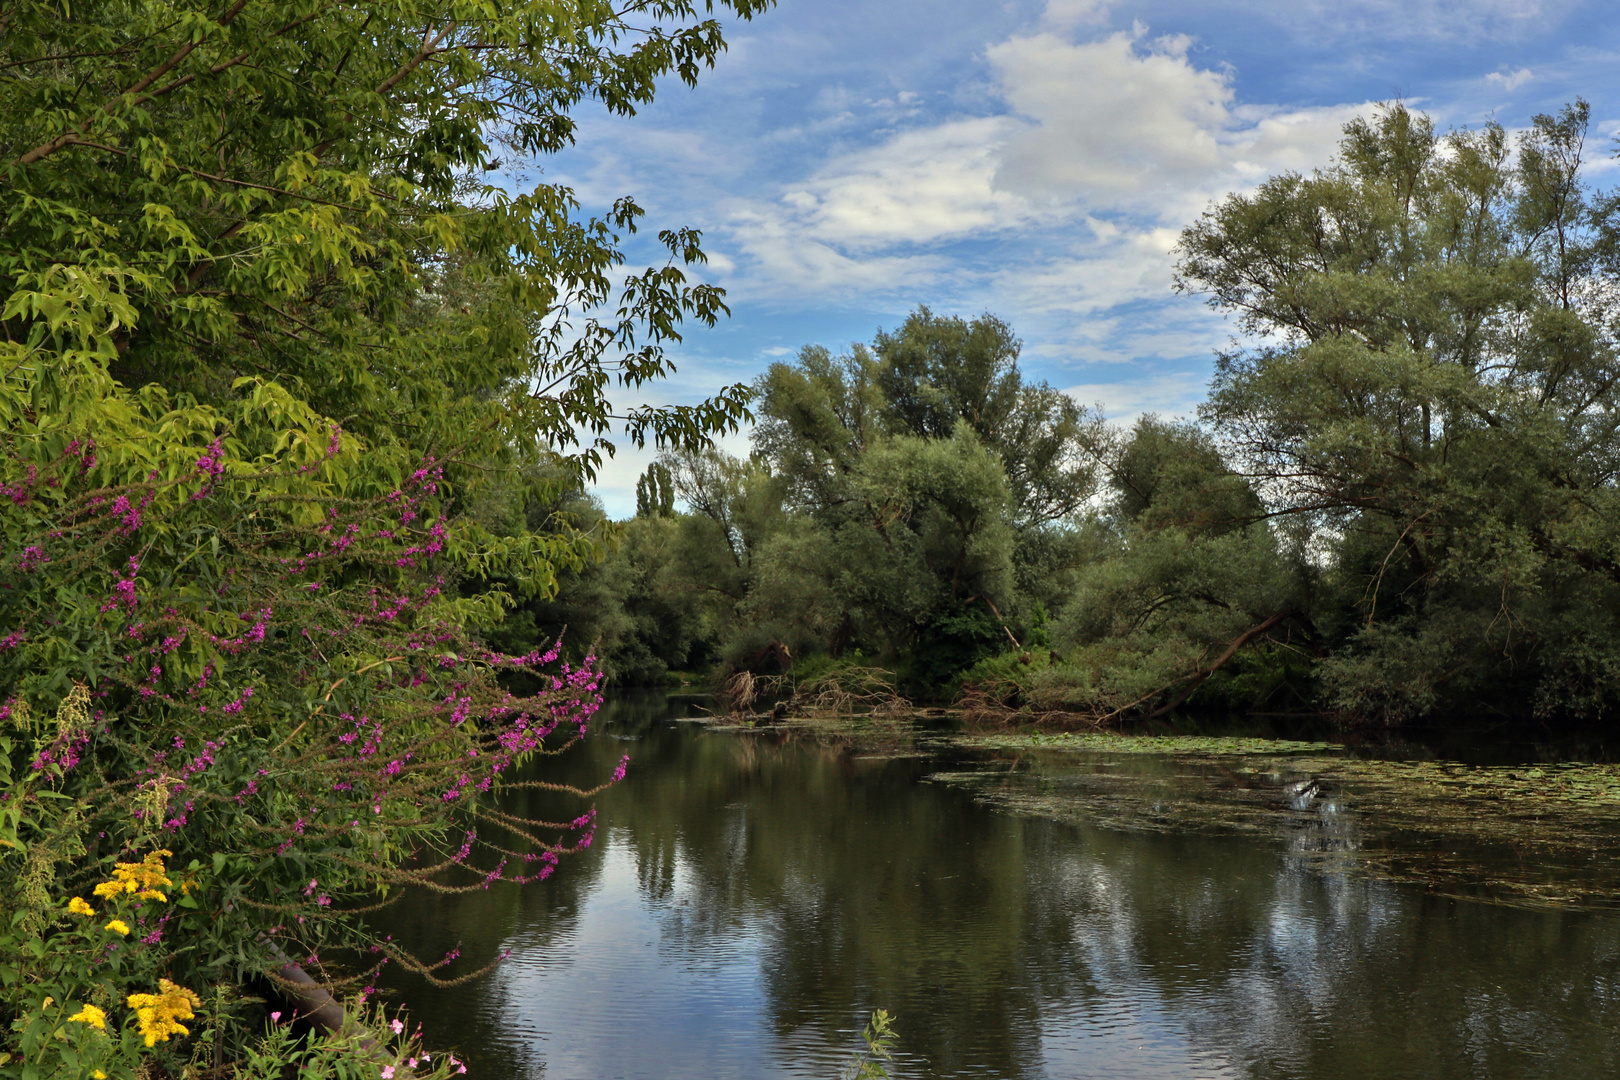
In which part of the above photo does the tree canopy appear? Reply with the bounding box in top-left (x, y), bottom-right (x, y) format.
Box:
top-left (1180, 100), bottom-right (1620, 721)
top-left (551, 101), bottom-right (1620, 733)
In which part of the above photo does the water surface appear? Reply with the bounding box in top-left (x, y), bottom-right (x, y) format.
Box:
top-left (384, 694), bottom-right (1620, 1079)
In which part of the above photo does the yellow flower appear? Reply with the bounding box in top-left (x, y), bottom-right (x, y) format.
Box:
top-left (104, 919), bottom-right (130, 936)
top-left (106, 850), bottom-right (173, 896)
top-left (68, 1003), bottom-right (107, 1030)
top-left (41, 996), bottom-right (54, 1009)
top-left (67, 896), bottom-right (95, 916)
top-left (94, 1072), bottom-right (107, 1079)
top-left (126, 979), bottom-right (199, 1048)
top-left (136, 889), bottom-right (167, 903)
top-left (92, 880), bottom-right (133, 899)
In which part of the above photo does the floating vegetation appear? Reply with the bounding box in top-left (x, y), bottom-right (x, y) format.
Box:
top-left (927, 731), bottom-right (1620, 910)
top-left (698, 715), bottom-right (1620, 907)
top-left (965, 731), bottom-right (1339, 756)
top-left (707, 711), bottom-right (932, 759)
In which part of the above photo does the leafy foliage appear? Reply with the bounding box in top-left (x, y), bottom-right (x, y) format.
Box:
top-left (1, 0), bottom-right (769, 1072)
top-left (1181, 101), bottom-right (1620, 722)
top-left (840, 1009), bottom-right (898, 1080)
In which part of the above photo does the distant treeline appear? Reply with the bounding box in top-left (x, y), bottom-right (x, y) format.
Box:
top-left (497, 101), bottom-right (1620, 727)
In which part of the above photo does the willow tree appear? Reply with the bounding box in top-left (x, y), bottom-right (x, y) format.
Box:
top-left (1178, 101), bottom-right (1620, 722)
top-left (0, 0), bottom-right (767, 1074)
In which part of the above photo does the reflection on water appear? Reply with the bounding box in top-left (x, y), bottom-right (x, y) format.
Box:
top-left (383, 695), bottom-right (1620, 1079)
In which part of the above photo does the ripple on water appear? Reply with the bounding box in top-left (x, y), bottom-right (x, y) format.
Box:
top-left (383, 702), bottom-right (1620, 1080)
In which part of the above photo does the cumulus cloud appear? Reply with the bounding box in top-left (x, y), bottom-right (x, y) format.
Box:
top-left (779, 117), bottom-right (1034, 247)
top-left (989, 28), bottom-right (1366, 220)
top-left (1486, 67), bottom-right (1534, 91)
top-left (991, 31), bottom-right (1231, 203)
top-left (727, 16), bottom-right (1369, 313)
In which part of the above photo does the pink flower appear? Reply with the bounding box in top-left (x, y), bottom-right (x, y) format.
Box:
top-left (390, 1018), bottom-right (404, 1034)
top-left (381, 1067), bottom-right (395, 1079)
top-left (271, 1011), bottom-right (281, 1022)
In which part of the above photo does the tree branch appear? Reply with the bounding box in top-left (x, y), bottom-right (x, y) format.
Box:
top-left (9, 0), bottom-right (253, 170)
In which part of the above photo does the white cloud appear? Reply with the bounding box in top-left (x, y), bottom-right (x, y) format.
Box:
top-left (1063, 374), bottom-right (1207, 424)
top-left (990, 222), bottom-right (1183, 318)
top-left (720, 20), bottom-right (1369, 314)
top-left (1486, 67), bottom-right (1534, 92)
top-left (777, 117), bottom-right (1033, 248)
top-left (991, 30), bottom-right (1231, 204)
top-left (726, 203), bottom-right (950, 298)
top-left (989, 28), bottom-right (1368, 221)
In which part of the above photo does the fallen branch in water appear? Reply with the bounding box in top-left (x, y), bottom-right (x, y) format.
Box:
top-left (1145, 611), bottom-right (1291, 719)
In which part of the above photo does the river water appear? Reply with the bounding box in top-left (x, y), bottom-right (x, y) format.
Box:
top-left (385, 693), bottom-right (1620, 1079)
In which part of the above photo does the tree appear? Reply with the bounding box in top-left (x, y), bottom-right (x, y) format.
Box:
top-left (3, 0), bottom-right (759, 497)
top-left (874, 308), bottom-right (1100, 527)
top-left (1047, 418), bottom-right (1305, 717)
top-left (1177, 101), bottom-right (1620, 722)
top-left (749, 335), bottom-right (1025, 685)
top-left (635, 463), bottom-right (676, 519)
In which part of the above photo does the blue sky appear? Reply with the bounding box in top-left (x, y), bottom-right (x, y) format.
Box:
top-left (533, 0), bottom-right (1620, 518)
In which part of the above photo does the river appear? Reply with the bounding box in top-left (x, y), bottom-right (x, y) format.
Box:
top-left (383, 692), bottom-right (1620, 1079)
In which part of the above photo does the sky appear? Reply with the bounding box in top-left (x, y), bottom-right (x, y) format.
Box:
top-left (526, 0), bottom-right (1620, 518)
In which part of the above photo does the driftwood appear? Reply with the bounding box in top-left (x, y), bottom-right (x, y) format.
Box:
top-left (960, 611), bottom-right (1295, 727)
top-left (1144, 610), bottom-right (1290, 719)
top-left (261, 937), bottom-right (350, 1036)
top-left (788, 666), bottom-right (909, 719)
top-left (956, 682), bottom-right (1107, 730)
top-left (719, 666), bottom-right (911, 720)
top-left (721, 670), bottom-right (761, 713)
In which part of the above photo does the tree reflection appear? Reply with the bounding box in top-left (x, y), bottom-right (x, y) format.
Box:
top-left (382, 696), bottom-right (1620, 1079)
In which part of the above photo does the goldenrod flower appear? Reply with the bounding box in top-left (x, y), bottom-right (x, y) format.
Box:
top-left (67, 896), bottom-right (95, 916)
top-left (105, 919), bottom-right (130, 936)
top-left (107, 850), bottom-right (173, 895)
top-left (94, 1071), bottom-right (107, 1079)
top-left (127, 979), bottom-right (199, 1047)
top-left (92, 850), bottom-right (174, 906)
top-left (68, 1003), bottom-right (107, 1030)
